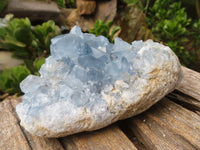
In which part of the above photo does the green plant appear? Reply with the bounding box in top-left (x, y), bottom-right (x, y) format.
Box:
top-left (33, 57), bottom-right (46, 76)
top-left (192, 19), bottom-right (200, 42)
top-left (33, 20), bottom-right (61, 57)
top-left (0, 0), bottom-right (9, 12)
top-left (89, 20), bottom-right (121, 43)
top-left (0, 18), bottom-right (34, 59)
top-left (0, 18), bottom-right (61, 74)
top-left (57, 0), bottom-right (65, 8)
top-left (190, 19), bottom-right (200, 58)
top-left (54, 0), bottom-right (75, 8)
top-left (0, 66), bottom-right (30, 94)
top-left (146, 0), bottom-right (196, 66)
top-left (0, 58), bottom-right (45, 95)
top-left (146, 1), bottom-right (191, 28)
top-left (123, 0), bottom-right (140, 5)
top-left (122, 0), bottom-right (150, 13)
top-left (0, 17), bottom-right (61, 95)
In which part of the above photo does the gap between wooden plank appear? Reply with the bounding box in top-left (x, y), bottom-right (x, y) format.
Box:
top-left (126, 98), bottom-right (200, 150)
top-left (1, 97), bottom-right (138, 150)
top-left (59, 125), bottom-right (138, 150)
top-left (167, 90), bottom-right (200, 112)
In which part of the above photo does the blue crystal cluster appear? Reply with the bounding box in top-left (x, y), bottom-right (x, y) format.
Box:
top-left (20, 26), bottom-right (140, 108)
top-left (16, 25), bottom-right (182, 137)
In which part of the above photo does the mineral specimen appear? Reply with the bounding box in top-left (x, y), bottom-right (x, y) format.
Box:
top-left (16, 26), bottom-right (183, 137)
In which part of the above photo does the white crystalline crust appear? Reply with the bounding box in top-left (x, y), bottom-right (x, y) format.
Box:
top-left (16, 26), bottom-right (182, 137)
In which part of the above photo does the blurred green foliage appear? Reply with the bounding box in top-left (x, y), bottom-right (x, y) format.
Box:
top-left (0, 66), bottom-right (30, 94)
top-left (0, 18), bottom-right (35, 60)
top-left (0, 18), bottom-right (61, 72)
top-left (0, 17), bottom-right (61, 94)
top-left (122, 0), bottom-right (200, 67)
top-left (33, 57), bottom-right (46, 76)
top-left (146, 0), bottom-right (199, 66)
top-left (89, 20), bottom-right (121, 43)
top-left (0, 0), bottom-right (9, 12)
top-left (122, 0), bottom-right (152, 13)
top-left (33, 20), bottom-right (61, 57)
top-left (191, 19), bottom-right (200, 57)
top-left (123, 0), bottom-right (140, 5)
top-left (55, 0), bottom-right (76, 8)
top-left (57, 0), bottom-right (65, 8)
top-left (192, 19), bottom-right (200, 43)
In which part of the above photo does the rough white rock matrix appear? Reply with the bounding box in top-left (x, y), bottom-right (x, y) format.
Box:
top-left (16, 26), bottom-right (182, 137)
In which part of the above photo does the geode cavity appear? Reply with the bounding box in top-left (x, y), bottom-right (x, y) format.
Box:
top-left (16, 26), bottom-right (182, 137)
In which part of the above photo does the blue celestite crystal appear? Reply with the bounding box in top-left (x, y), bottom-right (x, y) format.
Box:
top-left (20, 25), bottom-right (137, 112)
top-left (16, 25), bottom-right (182, 137)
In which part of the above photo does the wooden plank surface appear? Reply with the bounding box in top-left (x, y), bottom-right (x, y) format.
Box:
top-left (176, 66), bottom-right (200, 101)
top-left (125, 65), bottom-right (200, 150)
top-left (0, 99), bottom-right (31, 150)
top-left (167, 91), bottom-right (200, 112)
top-left (1, 0), bottom-right (61, 23)
top-left (0, 98), bottom-right (65, 150)
top-left (10, 98), bottom-right (65, 150)
top-left (60, 125), bottom-right (137, 150)
top-left (127, 98), bottom-right (200, 150)
top-left (0, 98), bottom-right (137, 150)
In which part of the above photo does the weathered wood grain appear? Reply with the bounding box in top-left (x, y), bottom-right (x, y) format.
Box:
top-left (176, 67), bottom-right (200, 101)
top-left (0, 99), bottom-right (31, 150)
top-left (167, 91), bottom-right (200, 111)
top-left (196, 111), bottom-right (200, 116)
top-left (127, 98), bottom-right (200, 150)
top-left (0, 98), bottom-right (137, 150)
top-left (1, 98), bottom-right (65, 150)
top-left (60, 125), bottom-right (137, 150)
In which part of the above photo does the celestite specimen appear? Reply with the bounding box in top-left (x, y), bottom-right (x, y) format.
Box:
top-left (16, 26), bottom-right (182, 137)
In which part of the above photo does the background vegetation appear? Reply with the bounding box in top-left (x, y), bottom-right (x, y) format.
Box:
top-left (123, 0), bottom-right (200, 67)
top-left (0, 0), bottom-right (199, 98)
top-left (0, 17), bottom-right (61, 95)
top-left (89, 20), bottom-right (121, 43)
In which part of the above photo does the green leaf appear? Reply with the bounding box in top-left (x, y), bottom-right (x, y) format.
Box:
top-left (33, 57), bottom-right (45, 74)
top-left (0, 66), bottom-right (30, 94)
top-left (14, 27), bottom-right (33, 45)
top-left (111, 26), bottom-right (121, 38)
top-left (33, 20), bottom-right (61, 54)
top-left (57, 0), bottom-right (65, 8)
top-left (0, 17), bottom-right (61, 62)
top-left (89, 20), bottom-right (121, 43)
top-left (24, 59), bottom-right (35, 73)
top-left (146, 0), bottom-right (197, 67)
top-left (0, 28), bottom-right (7, 39)
top-left (0, 17), bottom-right (63, 95)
